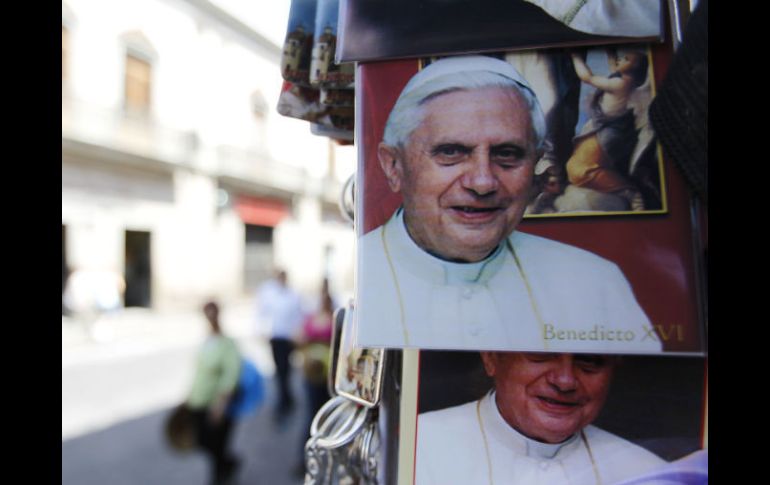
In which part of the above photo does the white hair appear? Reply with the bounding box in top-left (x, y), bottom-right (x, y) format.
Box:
top-left (382, 57), bottom-right (546, 151)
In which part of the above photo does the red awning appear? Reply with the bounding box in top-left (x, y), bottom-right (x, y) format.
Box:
top-left (234, 196), bottom-right (289, 227)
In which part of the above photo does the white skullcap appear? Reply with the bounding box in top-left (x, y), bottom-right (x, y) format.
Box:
top-left (382, 54), bottom-right (546, 150)
top-left (400, 55), bottom-right (538, 100)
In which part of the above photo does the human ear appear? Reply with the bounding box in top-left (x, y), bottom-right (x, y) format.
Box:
top-left (378, 143), bottom-right (404, 193)
top-left (480, 352), bottom-right (498, 377)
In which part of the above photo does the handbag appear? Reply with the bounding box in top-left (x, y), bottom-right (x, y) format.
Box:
top-left (164, 404), bottom-right (197, 452)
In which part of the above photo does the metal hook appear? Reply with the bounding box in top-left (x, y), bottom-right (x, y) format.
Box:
top-left (309, 396), bottom-right (370, 450)
top-left (338, 173), bottom-right (355, 224)
top-left (310, 396), bottom-right (348, 437)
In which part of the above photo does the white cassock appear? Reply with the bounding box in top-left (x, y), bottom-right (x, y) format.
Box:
top-left (416, 391), bottom-right (666, 485)
top-left (356, 208), bottom-right (662, 353)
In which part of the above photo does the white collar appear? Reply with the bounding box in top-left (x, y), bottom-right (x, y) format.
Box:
top-left (481, 390), bottom-right (580, 460)
top-left (383, 207), bottom-right (507, 285)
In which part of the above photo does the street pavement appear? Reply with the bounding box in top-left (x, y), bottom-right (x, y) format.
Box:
top-left (62, 298), bottom-right (313, 485)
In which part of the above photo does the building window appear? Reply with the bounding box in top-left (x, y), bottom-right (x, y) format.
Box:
top-left (120, 30), bottom-right (157, 114)
top-left (244, 224), bottom-right (274, 291)
top-left (124, 52), bottom-right (152, 113)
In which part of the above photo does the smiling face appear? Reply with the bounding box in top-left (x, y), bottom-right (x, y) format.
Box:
top-left (378, 86), bottom-right (540, 263)
top-left (480, 352), bottom-right (615, 444)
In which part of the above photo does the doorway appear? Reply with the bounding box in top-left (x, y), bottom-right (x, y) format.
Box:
top-left (244, 224), bottom-right (273, 292)
top-left (124, 230), bottom-right (152, 307)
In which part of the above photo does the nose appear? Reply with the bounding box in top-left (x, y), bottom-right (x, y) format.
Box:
top-left (546, 356), bottom-right (579, 392)
top-left (461, 152), bottom-right (499, 196)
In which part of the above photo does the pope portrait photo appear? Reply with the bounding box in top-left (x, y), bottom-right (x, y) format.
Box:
top-left (355, 55), bottom-right (663, 353)
top-left (335, 347), bottom-right (382, 406)
top-left (413, 351), bottom-right (707, 485)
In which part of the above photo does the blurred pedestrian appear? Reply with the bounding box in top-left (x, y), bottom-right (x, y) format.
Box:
top-left (255, 269), bottom-right (304, 425)
top-left (295, 285), bottom-right (334, 474)
top-left (186, 300), bottom-right (242, 485)
top-left (62, 266), bottom-right (124, 340)
top-left (318, 277), bottom-right (339, 312)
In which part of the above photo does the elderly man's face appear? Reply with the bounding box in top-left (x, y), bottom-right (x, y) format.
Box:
top-left (379, 86), bottom-right (539, 262)
top-left (481, 352), bottom-right (615, 444)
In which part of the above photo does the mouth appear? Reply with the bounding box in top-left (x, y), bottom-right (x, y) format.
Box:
top-left (536, 396), bottom-right (582, 412)
top-left (449, 205), bottom-right (503, 222)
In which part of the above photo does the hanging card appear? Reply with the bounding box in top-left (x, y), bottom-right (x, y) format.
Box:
top-left (354, 44), bottom-right (705, 355)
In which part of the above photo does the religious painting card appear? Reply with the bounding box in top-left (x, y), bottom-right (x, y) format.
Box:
top-left (334, 303), bottom-right (386, 407)
top-left (336, 0), bottom-right (664, 63)
top-left (281, 0), bottom-right (318, 86)
top-left (353, 45), bottom-right (706, 355)
top-left (397, 350), bottom-right (707, 485)
top-left (279, 0), bottom-right (355, 132)
top-left (310, 0), bottom-right (355, 89)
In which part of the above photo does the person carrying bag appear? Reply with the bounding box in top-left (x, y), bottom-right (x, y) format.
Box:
top-left (164, 301), bottom-right (263, 485)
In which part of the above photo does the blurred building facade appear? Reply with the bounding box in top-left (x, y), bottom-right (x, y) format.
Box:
top-left (62, 0), bottom-right (355, 312)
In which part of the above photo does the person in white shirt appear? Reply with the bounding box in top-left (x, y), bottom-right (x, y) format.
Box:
top-left (255, 269), bottom-right (304, 422)
top-left (416, 352), bottom-right (665, 484)
top-left (357, 55), bottom-right (661, 353)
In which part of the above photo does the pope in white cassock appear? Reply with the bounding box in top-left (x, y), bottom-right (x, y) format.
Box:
top-left (356, 55), bottom-right (662, 353)
top-left (416, 352), bottom-right (666, 485)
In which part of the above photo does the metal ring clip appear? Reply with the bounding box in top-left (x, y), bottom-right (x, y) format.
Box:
top-left (310, 395), bottom-right (369, 450)
top-left (310, 396), bottom-right (348, 436)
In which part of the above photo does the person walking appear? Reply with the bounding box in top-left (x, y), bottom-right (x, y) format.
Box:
top-left (294, 285), bottom-right (335, 475)
top-left (255, 269), bottom-right (304, 425)
top-left (186, 301), bottom-right (242, 485)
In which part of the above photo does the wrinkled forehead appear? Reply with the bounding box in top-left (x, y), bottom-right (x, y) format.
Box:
top-left (406, 71), bottom-right (530, 110)
top-left (382, 59), bottom-right (546, 151)
top-left (402, 55), bottom-right (534, 96)
top-left (409, 86), bottom-right (536, 145)
top-left (418, 83), bottom-right (524, 108)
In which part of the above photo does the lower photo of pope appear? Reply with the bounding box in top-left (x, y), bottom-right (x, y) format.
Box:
top-left (412, 351), bottom-right (707, 485)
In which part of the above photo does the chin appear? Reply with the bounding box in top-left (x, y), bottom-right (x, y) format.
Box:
top-left (444, 244), bottom-right (497, 262)
top-left (532, 426), bottom-right (576, 444)
top-left (455, 230), bottom-right (505, 249)
top-left (534, 417), bottom-right (582, 438)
